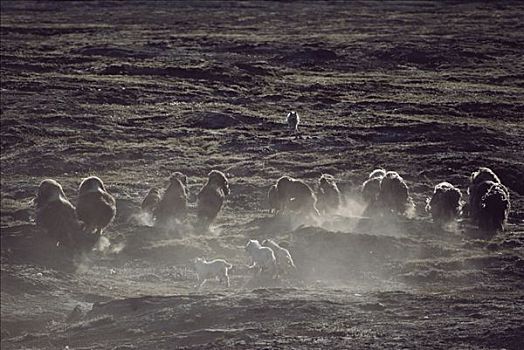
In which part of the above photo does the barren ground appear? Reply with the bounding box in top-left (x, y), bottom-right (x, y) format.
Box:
top-left (1, 1), bottom-right (524, 349)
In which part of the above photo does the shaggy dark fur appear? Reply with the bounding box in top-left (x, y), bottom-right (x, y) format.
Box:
top-left (316, 174), bottom-right (341, 214)
top-left (141, 187), bottom-right (161, 214)
top-left (276, 176), bottom-right (319, 216)
top-left (468, 167), bottom-right (502, 224)
top-left (155, 172), bottom-right (188, 226)
top-left (378, 171), bottom-right (412, 215)
top-left (361, 168), bottom-right (386, 204)
top-left (426, 182), bottom-right (462, 224)
top-left (35, 179), bottom-right (93, 248)
top-left (197, 170), bottom-right (230, 228)
top-left (77, 176), bottom-right (116, 235)
top-left (478, 181), bottom-right (510, 235)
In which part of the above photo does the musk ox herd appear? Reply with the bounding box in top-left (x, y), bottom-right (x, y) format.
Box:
top-left (32, 164), bottom-right (511, 285)
top-left (34, 176), bottom-right (115, 250)
top-left (35, 166), bottom-right (510, 250)
top-left (30, 112), bottom-right (512, 284)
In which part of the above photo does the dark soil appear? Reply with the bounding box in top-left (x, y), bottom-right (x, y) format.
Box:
top-left (1, 1), bottom-right (523, 349)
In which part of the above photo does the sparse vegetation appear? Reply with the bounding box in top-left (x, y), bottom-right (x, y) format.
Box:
top-left (1, 1), bottom-right (523, 349)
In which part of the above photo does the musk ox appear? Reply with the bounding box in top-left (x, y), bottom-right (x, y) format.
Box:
top-left (155, 172), bottom-right (188, 226)
top-left (361, 168), bottom-right (386, 203)
top-left (34, 179), bottom-right (85, 247)
top-left (467, 167), bottom-right (510, 235)
top-left (426, 182), bottom-right (462, 224)
top-left (141, 187), bottom-right (161, 215)
top-left (275, 176), bottom-right (320, 217)
top-left (316, 174), bottom-right (341, 214)
top-left (194, 257), bottom-right (232, 289)
top-left (377, 171), bottom-right (413, 215)
top-left (361, 168), bottom-right (386, 214)
top-left (468, 167), bottom-right (502, 225)
top-left (197, 170), bottom-right (230, 228)
top-left (76, 176), bottom-right (116, 235)
top-left (477, 181), bottom-right (510, 234)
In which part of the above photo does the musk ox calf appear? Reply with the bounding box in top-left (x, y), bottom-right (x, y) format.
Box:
top-left (377, 171), bottom-right (413, 215)
top-left (262, 239), bottom-right (296, 273)
top-left (194, 257), bottom-right (232, 289)
top-left (197, 170), bottom-right (230, 228)
top-left (34, 179), bottom-right (85, 247)
top-left (316, 174), bottom-right (341, 214)
top-left (76, 176), bottom-right (116, 235)
top-left (276, 176), bottom-right (320, 217)
top-left (426, 182), bottom-right (462, 224)
top-left (286, 111), bottom-right (300, 135)
top-left (245, 239), bottom-right (277, 277)
top-left (155, 172), bottom-right (188, 226)
top-left (141, 188), bottom-right (161, 215)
